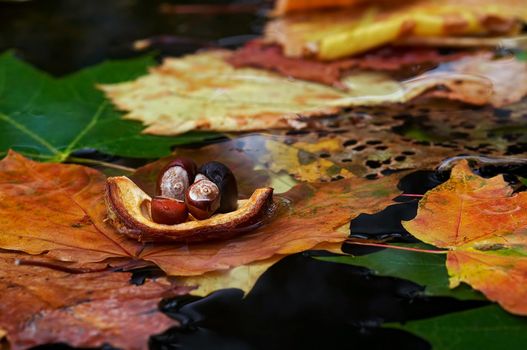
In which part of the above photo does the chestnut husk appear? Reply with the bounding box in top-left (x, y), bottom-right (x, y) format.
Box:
top-left (105, 176), bottom-right (274, 243)
top-left (199, 161), bottom-right (238, 213)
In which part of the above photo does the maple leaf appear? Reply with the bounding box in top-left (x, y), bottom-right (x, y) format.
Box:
top-left (0, 151), bottom-right (400, 276)
top-left (403, 160), bottom-right (527, 315)
top-left (0, 51), bottom-right (214, 162)
top-left (101, 50), bottom-right (511, 136)
top-left (0, 251), bottom-right (187, 350)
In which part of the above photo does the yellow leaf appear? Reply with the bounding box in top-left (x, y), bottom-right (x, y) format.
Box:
top-left (266, 0), bottom-right (526, 59)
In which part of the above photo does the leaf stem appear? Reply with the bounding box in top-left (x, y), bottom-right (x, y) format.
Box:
top-left (67, 156), bottom-right (136, 173)
top-left (399, 193), bottom-right (424, 198)
top-left (345, 240), bottom-right (448, 254)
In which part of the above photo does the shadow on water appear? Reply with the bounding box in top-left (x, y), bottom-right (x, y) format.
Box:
top-left (151, 253), bottom-right (486, 350)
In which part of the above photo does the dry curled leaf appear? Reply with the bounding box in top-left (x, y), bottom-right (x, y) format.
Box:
top-left (0, 151), bottom-right (399, 276)
top-left (403, 160), bottom-right (527, 315)
top-left (0, 251), bottom-right (186, 350)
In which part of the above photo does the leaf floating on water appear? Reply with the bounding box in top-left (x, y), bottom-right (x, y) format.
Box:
top-left (404, 160), bottom-right (527, 315)
top-left (0, 251), bottom-right (186, 350)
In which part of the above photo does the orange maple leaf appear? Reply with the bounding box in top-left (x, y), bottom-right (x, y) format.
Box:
top-left (403, 160), bottom-right (527, 315)
top-left (0, 151), bottom-right (400, 276)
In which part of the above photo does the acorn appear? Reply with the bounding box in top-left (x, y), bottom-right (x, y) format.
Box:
top-left (156, 157), bottom-right (197, 201)
top-left (185, 179), bottom-right (221, 220)
top-left (151, 196), bottom-right (188, 225)
top-left (199, 161), bottom-right (238, 213)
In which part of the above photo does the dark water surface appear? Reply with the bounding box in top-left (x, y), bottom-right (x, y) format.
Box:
top-left (1, 1), bottom-right (523, 349)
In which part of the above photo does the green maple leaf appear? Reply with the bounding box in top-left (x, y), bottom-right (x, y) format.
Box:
top-left (0, 51), bottom-right (217, 162)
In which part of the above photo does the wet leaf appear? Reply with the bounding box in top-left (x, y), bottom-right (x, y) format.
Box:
top-left (0, 151), bottom-right (400, 276)
top-left (0, 51), bottom-right (214, 161)
top-left (178, 256), bottom-right (282, 297)
top-left (101, 51), bottom-right (508, 136)
top-left (426, 53), bottom-right (527, 107)
top-left (403, 160), bottom-right (527, 315)
top-left (387, 305), bottom-right (527, 350)
top-left (266, 0), bottom-right (526, 59)
top-left (0, 251), bottom-right (186, 350)
top-left (228, 40), bottom-right (467, 87)
top-left (317, 243), bottom-right (483, 300)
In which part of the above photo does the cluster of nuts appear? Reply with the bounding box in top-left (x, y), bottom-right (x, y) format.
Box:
top-left (151, 158), bottom-right (238, 225)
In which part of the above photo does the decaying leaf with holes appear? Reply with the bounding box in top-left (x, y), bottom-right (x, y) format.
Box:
top-left (0, 151), bottom-right (400, 276)
top-left (0, 251), bottom-right (187, 350)
top-left (269, 98), bottom-right (527, 178)
top-left (403, 160), bottom-right (527, 315)
top-left (266, 0), bottom-right (526, 59)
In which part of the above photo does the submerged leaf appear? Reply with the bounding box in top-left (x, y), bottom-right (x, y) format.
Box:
top-left (0, 51), bottom-right (214, 161)
top-left (403, 160), bottom-right (527, 315)
top-left (0, 252), bottom-right (185, 350)
top-left (387, 305), bottom-right (527, 350)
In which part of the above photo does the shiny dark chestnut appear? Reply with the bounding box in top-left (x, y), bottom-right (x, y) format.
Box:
top-left (185, 179), bottom-right (221, 220)
top-left (151, 196), bottom-right (188, 225)
top-left (199, 161), bottom-right (238, 213)
top-left (156, 157), bottom-right (197, 200)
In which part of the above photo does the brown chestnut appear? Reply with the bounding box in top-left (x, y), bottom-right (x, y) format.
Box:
top-left (151, 196), bottom-right (188, 225)
top-left (156, 157), bottom-right (197, 200)
top-left (198, 161), bottom-right (238, 213)
top-left (185, 179), bottom-right (221, 220)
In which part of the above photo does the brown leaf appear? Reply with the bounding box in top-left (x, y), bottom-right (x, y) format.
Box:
top-left (403, 160), bottom-right (527, 315)
top-left (0, 151), bottom-right (400, 276)
top-left (0, 251), bottom-right (185, 350)
top-left (228, 40), bottom-right (468, 88)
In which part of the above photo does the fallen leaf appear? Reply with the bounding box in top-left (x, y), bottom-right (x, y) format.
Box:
top-left (179, 256), bottom-right (282, 297)
top-left (317, 243), bottom-right (482, 300)
top-left (100, 50), bottom-right (410, 135)
top-left (403, 160), bottom-right (527, 315)
top-left (137, 172), bottom-right (399, 276)
top-left (0, 151), bottom-right (400, 276)
top-left (387, 305), bottom-right (527, 350)
top-left (0, 251), bottom-right (186, 350)
top-left (228, 40), bottom-right (468, 87)
top-left (427, 54), bottom-right (527, 107)
top-left (270, 97), bottom-right (527, 178)
top-left (274, 0), bottom-right (361, 15)
top-left (266, 0), bottom-right (526, 59)
top-left (101, 50), bottom-right (520, 136)
top-left (0, 52), bottom-right (215, 161)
